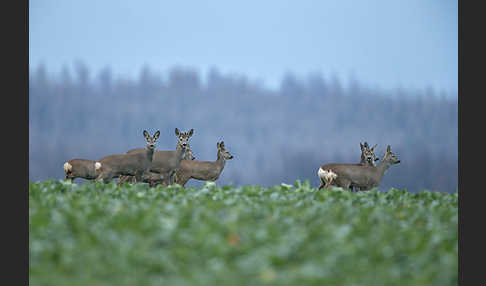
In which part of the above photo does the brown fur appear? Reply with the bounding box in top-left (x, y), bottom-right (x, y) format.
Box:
top-left (174, 141), bottom-right (233, 187)
top-left (63, 159), bottom-right (98, 181)
top-left (94, 130), bottom-right (160, 184)
top-left (318, 145), bottom-right (400, 191)
top-left (119, 128), bottom-right (193, 186)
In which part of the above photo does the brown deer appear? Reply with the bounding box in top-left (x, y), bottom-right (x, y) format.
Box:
top-left (317, 142), bottom-right (378, 190)
top-left (119, 128), bottom-right (193, 186)
top-left (63, 159), bottom-right (98, 182)
top-left (118, 140), bottom-right (195, 186)
top-left (174, 141), bottom-right (233, 187)
top-left (316, 142), bottom-right (375, 189)
top-left (94, 130), bottom-right (160, 183)
top-left (318, 145), bottom-right (400, 191)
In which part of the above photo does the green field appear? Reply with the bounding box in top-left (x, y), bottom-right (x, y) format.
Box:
top-left (29, 180), bottom-right (458, 286)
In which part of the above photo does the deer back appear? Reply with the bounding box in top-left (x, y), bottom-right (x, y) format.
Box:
top-left (98, 150), bottom-right (153, 176)
top-left (65, 159), bottom-right (98, 179)
top-left (125, 148), bottom-right (184, 174)
top-left (175, 141), bottom-right (232, 184)
top-left (320, 163), bottom-right (382, 188)
top-left (180, 160), bottom-right (224, 181)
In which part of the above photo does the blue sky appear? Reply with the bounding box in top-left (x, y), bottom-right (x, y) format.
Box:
top-left (29, 0), bottom-right (457, 95)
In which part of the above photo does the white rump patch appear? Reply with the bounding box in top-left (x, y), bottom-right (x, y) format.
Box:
top-left (318, 167), bottom-right (338, 181)
top-left (63, 162), bottom-right (72, 172)
top-left (95, 162), bottom-right (102, 171)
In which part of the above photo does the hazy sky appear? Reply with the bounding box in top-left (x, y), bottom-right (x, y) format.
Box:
top-left (29, 0), bottom-right (457, 94)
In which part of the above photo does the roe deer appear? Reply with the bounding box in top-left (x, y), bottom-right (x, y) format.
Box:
top-left (94, 130), bottom-right (160, 183)
top-left (318, 145), bottom-right (400, 191)
top-left (63, 159), bottom-right (98, 182)
top-left (317, 142), bottom-right (377, 190)
top-left (118, 140), bottom-right (195, 186)
top-left (174, 141), bottom-right (233, 187)
top-left (121, 128), bottom-right (193, 186)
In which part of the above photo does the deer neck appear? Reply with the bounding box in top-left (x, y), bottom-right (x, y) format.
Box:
top-left (359, 155), bottom-right (367, 165)
top-left (215, 151), bottom-right (226, 170)
top-left (145, 146), bottom-right (155, 163)
top-left (175, 145), bottom-right (187, 161)
top-left (374, 158), bottom-right (391, 181)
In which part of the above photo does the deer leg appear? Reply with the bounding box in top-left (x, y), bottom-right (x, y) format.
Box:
top-left (115, 175), bottom-right (128, 186)
top-left (178, 175), bottom-right (189, 187)
top-left (102, 171), bottom-right (114, 184)
top-left (96, 172), bottom-right (112, 184)
top-left (160, 173), bottom-right (171, 186)
top-left (143, 172), bottom-right (161, 187)
top-left (343, 182), bottom-right (352, 191)
top-left (104, 172), bottom-right (115, 184)
top-left (162, 177), bottom-right (170, 186)
top-left (332, 179), bottom-right (347, 190)
top-left (318, 177), bottom-right (326, 190)
top-left (169, 171), bottom-right (175, 185)
top-left (118, 175), bottom-right (127, 184)
top-left (352, 184), bottom-right (363, 192)
top-left (94, 173), bottom-right (104, 183)
top-left (161, 173), bottom-right (172, 186)
top-left (134, 171), bottom-right (143, 184)
top-left (328, 177), bottom-right (335, 188)
top-left (149, 176), bottom-right (162, 187)
top-left (125, 175), bottom-right (135, 183)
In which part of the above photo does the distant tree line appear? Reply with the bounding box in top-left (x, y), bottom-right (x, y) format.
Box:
top-left (29, 62), bottom-right (458, 193)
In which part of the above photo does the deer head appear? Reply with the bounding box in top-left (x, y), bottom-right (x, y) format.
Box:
top-left (382, 145), bottom-right (401, 166)
top-left (217, 141), bottom-right (234, 160)
top-left (175, 128), bottom-right (193, 150)
top-left (144, 130), bottom-right (160, 150)
top-left (360, 142), bottom-right (379, 165)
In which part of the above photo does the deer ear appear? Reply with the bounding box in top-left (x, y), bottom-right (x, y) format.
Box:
top-left (386, 145), bottom-right (391, 152)
top-left (143, 130), bottom-right (150, 139)
top-left (372, 144), bottom-right (377, 151)
top-left (175, 128), bottom-right (180, 136)
top-left (217, 142), bottom-right (221, 149)
top-left (360, 142), bottom-right (364, 151)
top-left (154, 130), bottom-right (160, 140)
top-left (188, 129), bottom-right (194, 137)
top-left (220, 141), bottom-right (225, 148)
